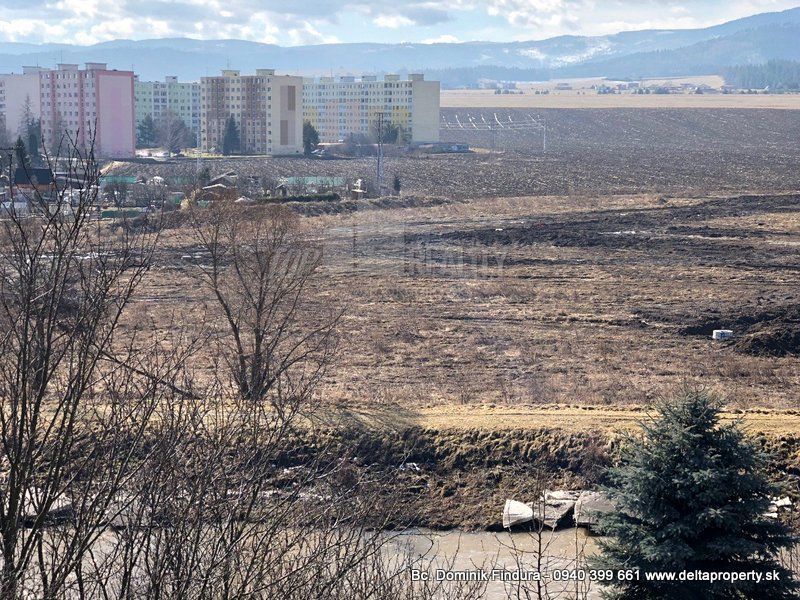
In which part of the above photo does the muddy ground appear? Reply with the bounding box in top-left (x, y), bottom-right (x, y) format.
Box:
top-left (274, 424), bottom-right (800, 530)
top-left (432, 193), bottom-right (800, 358)
top-left (108, 108), bottom-right (800, 200)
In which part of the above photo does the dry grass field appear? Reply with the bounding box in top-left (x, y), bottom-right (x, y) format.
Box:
top-left (139, 191), bottom-right (800, 426)
top-left (103, 106), bottom-right (800, 527)
top-left (443, 90), bottom-right (800, 109)
top-left (109, 106), bottom-right (800, 436)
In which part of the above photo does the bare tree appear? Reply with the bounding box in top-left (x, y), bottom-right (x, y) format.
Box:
top-left (0, 140), bottom-right (518, 599)
top-left (157, 110), bottom-right (190, 157)
top-left (191, 202), bottom-right (340, 414)
top-left (0, 135), bottom-right (176, 597)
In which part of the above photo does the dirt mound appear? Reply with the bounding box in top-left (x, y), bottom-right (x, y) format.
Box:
top-left (733, 322), bottom-right (800, 357)
top-left (680, 304), bottom-right (800, 357)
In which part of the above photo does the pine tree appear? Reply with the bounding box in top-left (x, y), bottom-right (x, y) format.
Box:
top-left (26, 120), bottom-right (40, 166)
top-left (13, 136), bottom-right (29, 171)
top-left (222, 115), bottom-right (240, 156)
top-left (137, 115), bottom-right (157, 148)
top-left (593, 390), bottom-right (797, 599)
top-left (303, 120), bottom-right (319, 156)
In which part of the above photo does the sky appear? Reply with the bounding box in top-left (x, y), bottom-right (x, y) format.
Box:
top-left (0, 0), bottom-right (798, 46)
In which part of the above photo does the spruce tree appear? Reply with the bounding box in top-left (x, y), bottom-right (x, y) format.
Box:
top-left (13, 136), bottom-right (29, 171)
top-left (137, 115), bottom-right (157, 148)
top-left (26, 118), bottom-right (40, 164)
top-left (222, 115), bottom-right (240, 156)
top-left (303, 120), bottom-right (319, 156)
top-left (594, 390), bottom-right (797, 599)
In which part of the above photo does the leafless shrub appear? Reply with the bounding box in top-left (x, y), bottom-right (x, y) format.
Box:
top-left (0, 135), bottom-right (171, 597)
top-left (0, 135), bottom-right (551, 600)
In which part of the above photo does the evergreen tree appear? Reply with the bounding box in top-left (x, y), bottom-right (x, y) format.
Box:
top-left (197, 166), bottom-right (211, 188)
top-left (723, 60), bottom-right (800, 91)
top-left (303, 120), bottom-right (320, 156)
top-left (222, 115), bottom-right (240, 156)
top-left (14, 136), bottom-right (29, 171)
top-left (18, 95), bottom-right (34, 141)
top-left (137, 115), bottom-right (157, 148)
top-left (26, 119), bottom-right (40, 166)
top-left (593, 390), bottom-right (797, 599)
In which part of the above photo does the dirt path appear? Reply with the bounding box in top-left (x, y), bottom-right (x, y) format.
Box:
top-left (326, 403), bottom-right (800, 436)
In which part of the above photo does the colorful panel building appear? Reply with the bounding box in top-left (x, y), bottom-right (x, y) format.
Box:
top-left (302, 74), bottom-right (440, 144)
top-left (200, 69), bottom-right (303, 156)
top-left (0, 63), bottom-right (135, 158)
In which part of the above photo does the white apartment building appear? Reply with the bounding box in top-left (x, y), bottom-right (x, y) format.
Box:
top-left (0, 63), bottom-right (135, 158)
top-left (0, 67), bottom-right (41, 144)
top-left (200, 69), bottom-right (303, 156)
top-left (302, 73), bottom-right (440, 144)
top-left (135, 76), bottom-right (200, 141)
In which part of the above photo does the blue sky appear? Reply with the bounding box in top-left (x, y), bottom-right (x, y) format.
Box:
top-left (0, 0), bottom-right (798, 45)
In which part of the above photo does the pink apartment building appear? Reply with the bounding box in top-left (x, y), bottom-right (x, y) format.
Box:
top-left (0, 63), bottom-right (135, 158)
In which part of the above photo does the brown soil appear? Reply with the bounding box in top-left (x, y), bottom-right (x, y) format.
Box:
top-left (107, 108), bottom-right (800, 200)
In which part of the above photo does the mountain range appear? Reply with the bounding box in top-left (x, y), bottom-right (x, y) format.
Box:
top-left (1, 7), bottom-right (799, 86)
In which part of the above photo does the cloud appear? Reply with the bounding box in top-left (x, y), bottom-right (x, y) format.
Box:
top-left (373, 14), bottom-right (415, 28)
top-left (485, 0), bottom-right (584, 29)
top-left (0, 0), bottom-right (798, 45)
top-left (403, 7), bottom-right (452, 25)
top-left (421, 33), bottom-right (460, 43)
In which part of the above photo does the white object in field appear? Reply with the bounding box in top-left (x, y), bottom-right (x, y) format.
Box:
top-left (712, 330), bottom-right (733, 341)
top-left (503, 499), bottom-right (534, 528)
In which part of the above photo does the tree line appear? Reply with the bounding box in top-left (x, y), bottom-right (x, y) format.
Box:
top-left (722, 60), bottom-right (800, 90)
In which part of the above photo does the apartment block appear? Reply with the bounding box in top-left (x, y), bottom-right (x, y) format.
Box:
top-left (200, 69), bottom-right (303, 155)
top-left (135, 76), bottom-right (200, 140)
top-left (302, 73), bottom-right (440, 144)
top-left (0, 68), bottom-right (41, 142)
top-left (0, 63), bottom-right (135, 158)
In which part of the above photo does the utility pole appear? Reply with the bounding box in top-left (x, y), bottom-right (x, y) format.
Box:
top-left (542, 117), bottom-right (547, 154)
top-left (196, 129), bottom-right (201, 174)
top-left (376, 112), bottom-right (384, 196)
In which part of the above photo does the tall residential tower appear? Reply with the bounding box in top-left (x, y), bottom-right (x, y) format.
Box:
top-left (200, 69), bottom-right (303, 155)
top-left (0, 63), bottom-right (135, 158)
top-left (302, 73), bottom-right (440, 144)
top-left (135, 76), bottom-right (200, 140)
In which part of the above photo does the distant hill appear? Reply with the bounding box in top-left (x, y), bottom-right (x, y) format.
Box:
top-left (1, 7), bottom-right (800, 85)
top-left (560, 23), bottom-right (800, 80)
